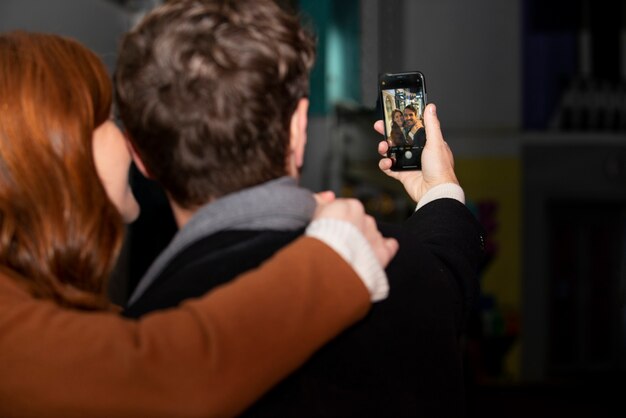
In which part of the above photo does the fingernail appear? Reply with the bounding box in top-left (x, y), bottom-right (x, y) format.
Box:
top-left (430, 104), bottom-right (437, 115)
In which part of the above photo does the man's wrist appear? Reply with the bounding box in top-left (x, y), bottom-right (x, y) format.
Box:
top-left (416, 183), bottom-right (465, 211)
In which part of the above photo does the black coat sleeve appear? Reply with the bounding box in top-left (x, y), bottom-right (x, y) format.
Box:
top-left (379, 198), bottom-right (486, 332)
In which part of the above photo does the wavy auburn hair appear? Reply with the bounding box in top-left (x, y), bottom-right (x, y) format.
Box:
top-left (0, 31), bottom-right (124, 309)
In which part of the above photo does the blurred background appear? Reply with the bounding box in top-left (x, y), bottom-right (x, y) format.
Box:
top-left (2, 0), bottom-right (624, 416)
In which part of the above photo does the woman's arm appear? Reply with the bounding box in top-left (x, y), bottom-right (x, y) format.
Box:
top-left (0, 237), bottom-right (370, 418)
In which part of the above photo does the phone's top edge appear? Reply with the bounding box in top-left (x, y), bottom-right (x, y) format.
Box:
top-left (379, 71), bottom-right (424, 77)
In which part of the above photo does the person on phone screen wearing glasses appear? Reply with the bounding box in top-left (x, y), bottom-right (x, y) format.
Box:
top-left (115, 0), bottom-right (485, 416)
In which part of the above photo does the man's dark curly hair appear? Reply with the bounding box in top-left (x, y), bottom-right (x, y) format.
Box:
top-left (115, 0), bottom-right (315, 208)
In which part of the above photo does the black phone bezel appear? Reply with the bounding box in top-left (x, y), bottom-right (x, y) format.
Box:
top-left (378, 71), bottom-right (427, 171)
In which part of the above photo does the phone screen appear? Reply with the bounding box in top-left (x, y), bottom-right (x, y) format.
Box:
top-left (379, 71), bottom-right (427, 171)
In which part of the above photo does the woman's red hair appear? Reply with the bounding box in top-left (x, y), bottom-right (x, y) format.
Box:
top-left (0, 31), bottom-right (124, 309)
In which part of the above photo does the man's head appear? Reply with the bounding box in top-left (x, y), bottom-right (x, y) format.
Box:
top-left (403, 105), bottom-right (418, 128)
top-left (115, 0), bottom-right (315, 209)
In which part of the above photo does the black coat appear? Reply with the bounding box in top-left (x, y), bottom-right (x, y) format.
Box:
top-left (123, 199), bottom-right (485, 417)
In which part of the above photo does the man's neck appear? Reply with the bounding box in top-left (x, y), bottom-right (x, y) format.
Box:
top-left (169, 199), bottom-right (203, 228)
top-left (168, 174), bottom-right (299, 228)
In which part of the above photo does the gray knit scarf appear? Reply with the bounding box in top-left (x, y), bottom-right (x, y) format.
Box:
top-left (127, 176), bottom-right (315, 305)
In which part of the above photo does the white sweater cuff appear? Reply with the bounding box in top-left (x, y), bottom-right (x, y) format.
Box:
top-left (416, 183), bottom-right (465, 211)
top-left (305, 219), bottom-right (389, 302)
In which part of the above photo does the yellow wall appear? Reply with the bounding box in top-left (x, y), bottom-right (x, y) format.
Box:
top-left (455, 157), bottom-right (522, 379)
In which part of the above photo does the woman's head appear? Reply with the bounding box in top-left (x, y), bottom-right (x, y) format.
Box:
top-left (392, 109), bottom-right (404, 127)
top-left (0, 31), bottom-right (130, 308)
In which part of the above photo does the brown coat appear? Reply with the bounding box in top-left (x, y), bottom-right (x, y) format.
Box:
top-left (0, 237), bottom-right (369, 418)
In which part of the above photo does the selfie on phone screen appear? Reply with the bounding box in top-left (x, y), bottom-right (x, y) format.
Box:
top-left (379, 71), bottom-right (427, 171)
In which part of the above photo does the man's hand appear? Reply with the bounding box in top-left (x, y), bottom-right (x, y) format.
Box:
top-left (312, 196), bottom-right (398, 269)
top-left (374, 103), bottom-right (458, 203)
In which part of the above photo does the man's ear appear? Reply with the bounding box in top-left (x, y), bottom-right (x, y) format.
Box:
top-left (124, 134), bottom-right (152, 179)
top-left (289, 98), bottom-right (309, 171)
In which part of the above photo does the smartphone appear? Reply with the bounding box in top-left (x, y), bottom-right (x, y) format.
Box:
top-left (378, 71), bottom-right (427, 171)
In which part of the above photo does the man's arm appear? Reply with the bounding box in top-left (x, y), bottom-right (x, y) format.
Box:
top-left (375, 102), bottom-right (486, 322)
